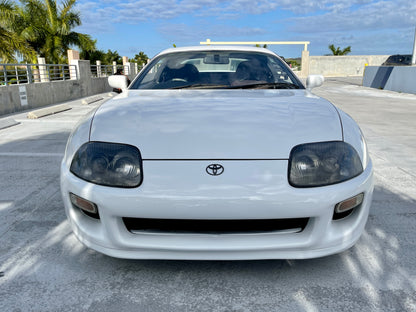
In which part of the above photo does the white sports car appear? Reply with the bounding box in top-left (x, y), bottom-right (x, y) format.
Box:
top-left (60, 46), bottom-right (374, 260)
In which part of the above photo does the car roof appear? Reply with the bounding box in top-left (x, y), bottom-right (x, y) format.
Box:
top-left (155, 45), bottom-right (279, 57)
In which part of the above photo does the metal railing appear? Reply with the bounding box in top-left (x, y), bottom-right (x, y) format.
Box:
top-left (91, 64), bottom-right (120, 78)
top-left (90, 64), bottom-right (132, 78)
top-left (0, 63), bottom-right (77, 86)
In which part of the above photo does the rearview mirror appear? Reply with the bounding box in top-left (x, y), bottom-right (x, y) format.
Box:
top-left (306, 75), bottom-right (324, 90)
top-left (108, 75), bottom-right (128, 91)
top-left (204, 54), bottom-right (229, 64)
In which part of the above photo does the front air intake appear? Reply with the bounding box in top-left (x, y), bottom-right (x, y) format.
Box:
top-left (123, 217), bottom-right (309, 234)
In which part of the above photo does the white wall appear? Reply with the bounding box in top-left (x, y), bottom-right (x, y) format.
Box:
top-left (307, 55), bottom-right (390, 77)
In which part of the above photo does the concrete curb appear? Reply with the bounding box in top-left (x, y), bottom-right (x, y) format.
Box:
top-left (0, 117), bottom-right (20, 130)
top-left (27, 104), bottom-right (71, 119)
top-left (81, 96), bottom-right (104, 105)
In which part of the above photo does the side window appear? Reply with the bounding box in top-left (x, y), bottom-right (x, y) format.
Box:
top-left (140, 60), bottom-right (163, 85)
top-left (268, 58), bottom-right (291, 83)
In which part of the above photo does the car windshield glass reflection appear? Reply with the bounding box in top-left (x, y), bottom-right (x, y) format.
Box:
top-left (131, 51), bottom-right (304, 90)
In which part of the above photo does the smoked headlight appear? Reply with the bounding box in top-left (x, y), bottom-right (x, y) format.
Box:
top-left (288, 141), bottom-right (363, 187)
top-left (70, 142), bottom-right (143, 188)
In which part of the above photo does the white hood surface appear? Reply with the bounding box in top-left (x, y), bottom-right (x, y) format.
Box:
top-left (90, 90), bottom-right (342, 159)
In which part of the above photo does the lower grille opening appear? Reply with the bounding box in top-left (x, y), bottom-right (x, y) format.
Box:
top-left (123, 217), bottom-right (309, 234)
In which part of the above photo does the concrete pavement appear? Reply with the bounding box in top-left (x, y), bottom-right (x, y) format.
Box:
top-left (0, 82), bottom-right (415, 311)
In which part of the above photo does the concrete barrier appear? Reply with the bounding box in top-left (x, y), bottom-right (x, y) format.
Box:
top-left (0, 60), bottom-right (112, 116)
top-left (308, 55), bottom-right (389, 77)
top-left (363, 66), bottom-right (416, 94)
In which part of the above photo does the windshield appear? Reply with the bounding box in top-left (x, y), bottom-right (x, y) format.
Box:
top-left (130, 51), bottom-right (304, 90)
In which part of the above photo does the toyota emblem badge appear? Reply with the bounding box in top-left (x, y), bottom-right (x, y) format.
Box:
top-left (206, 164), bottom-right (224, 176)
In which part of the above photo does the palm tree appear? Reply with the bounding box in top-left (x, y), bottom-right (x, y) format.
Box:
top-left (80, 48), bottom-right (105, 63)
top-left (328, 44), bottom-right (351, 56)
top-left (103, 49), bottom-right (122, 65)
top-left (0, 27), bottom-right (25, 62)
top-left (41, 0), bottom-right (95, 63)
top-left (130, 51), bottom-right (149, 66)
top-left (1, 0), bottom-right (95, 63)
top-left (0, 0), bottom-right (35, 62)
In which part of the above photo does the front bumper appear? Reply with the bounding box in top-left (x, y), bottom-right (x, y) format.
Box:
top-left (60, 159), bottom-right (374, 260)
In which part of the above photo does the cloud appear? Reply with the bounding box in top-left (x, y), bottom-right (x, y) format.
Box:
top-left (76, 0), bottom-right (416, 30)
top-left (75, 0), bottom-right (346, 25)
top-left (157, 23), bottom-right (267, 43)
top-left (285, 0), bottom-right (416, 33)
top-left (73, 0), bottom-right (416, 56)
top-left (76, 1), bottom-right (119, 33)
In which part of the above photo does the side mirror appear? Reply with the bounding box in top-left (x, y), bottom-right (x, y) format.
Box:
top-left (108, 75), bottom-right (128, 91)
top-left (306, 75), bottom-right (324, 90)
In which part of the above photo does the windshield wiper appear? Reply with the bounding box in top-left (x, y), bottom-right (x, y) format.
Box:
top-left (227, 82), bottom-right (301, 89)
top-left (170, 84), bottom-right (230, 89)
top-left (170, 82), bottom-right (301, 90)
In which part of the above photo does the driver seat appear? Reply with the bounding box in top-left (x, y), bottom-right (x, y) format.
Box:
top-left (159, 64), bottom-right (199, 83)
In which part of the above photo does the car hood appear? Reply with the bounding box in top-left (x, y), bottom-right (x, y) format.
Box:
top-left (90, 90), bottom-right (342, 159)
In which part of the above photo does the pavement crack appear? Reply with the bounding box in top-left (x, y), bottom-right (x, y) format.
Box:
top-left (397, 167), bottom-right (416, 179)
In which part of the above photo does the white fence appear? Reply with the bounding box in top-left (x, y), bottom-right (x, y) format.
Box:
top-left (90, 64), bottom-right (137, 78)
top-left (0, 59), bottom-right (144, 116)
top-left (0, 64), bottom-right (77, 86)
top-left (0, 60), bottom-right (108, 115)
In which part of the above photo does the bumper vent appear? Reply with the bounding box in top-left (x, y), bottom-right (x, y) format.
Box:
top-left (123, 217), bottom-right (309, 234)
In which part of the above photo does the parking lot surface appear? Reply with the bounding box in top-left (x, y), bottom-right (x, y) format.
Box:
top-left (1, 80), bottom-right (416, 311)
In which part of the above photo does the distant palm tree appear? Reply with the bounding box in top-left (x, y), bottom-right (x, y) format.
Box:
top-left (130, 51), bottom-right (149, 65)
top-left (328, 44), bottom-right (351, 56)
top-left (1, 0), bottom-right (95, 63)
top-left (103, 49), bottom-right (122, 65)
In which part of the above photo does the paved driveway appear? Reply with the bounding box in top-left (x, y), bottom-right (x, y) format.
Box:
top-left (1, 81), bottom-right (415, 311)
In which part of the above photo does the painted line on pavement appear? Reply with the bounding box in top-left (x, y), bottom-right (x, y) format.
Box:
top-left (0, 152), bottom-right (64, 157)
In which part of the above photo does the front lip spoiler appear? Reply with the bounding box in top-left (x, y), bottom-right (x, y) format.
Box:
top-left (129, 228), bottom-right (303, 235)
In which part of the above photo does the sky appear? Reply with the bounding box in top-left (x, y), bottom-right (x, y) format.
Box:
top-left (74, 0), bottom-right (416, 59)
